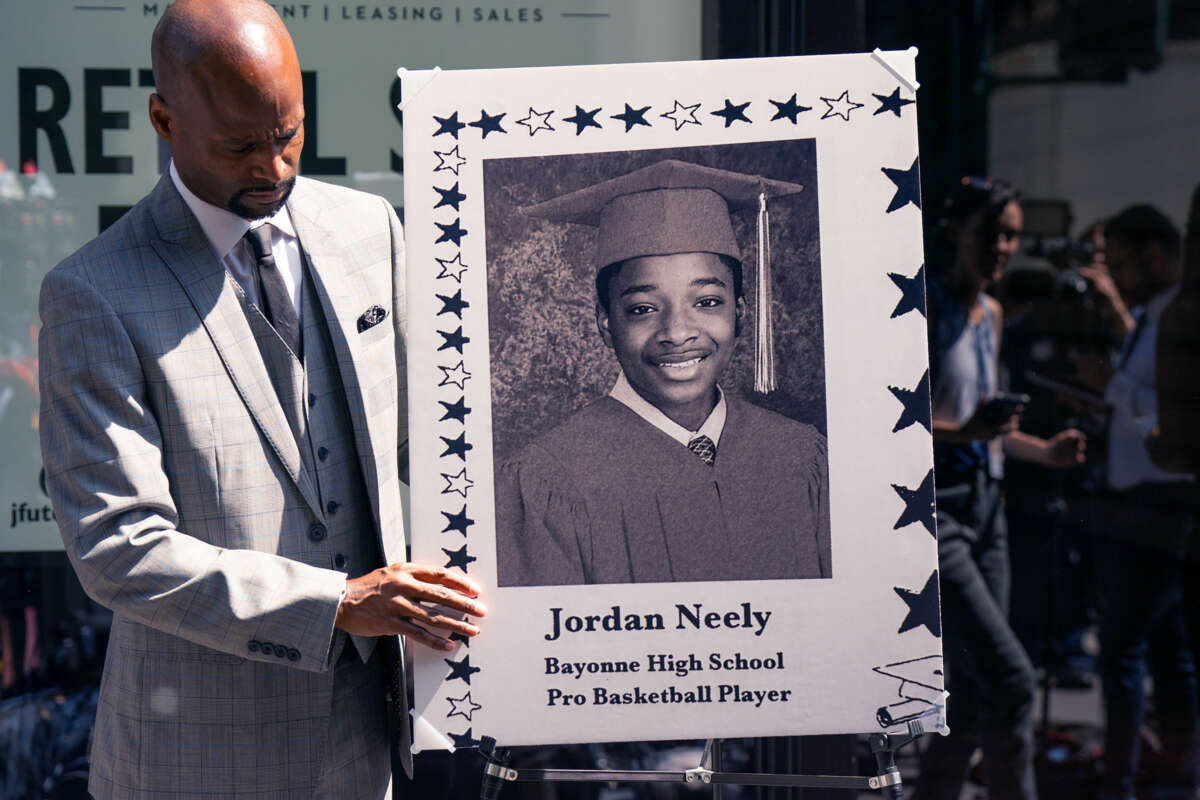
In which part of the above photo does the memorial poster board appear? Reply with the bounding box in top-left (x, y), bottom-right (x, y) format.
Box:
top-left (401, 50), bottom-right (942, 750)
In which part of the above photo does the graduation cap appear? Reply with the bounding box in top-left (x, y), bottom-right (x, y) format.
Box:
top-left (522, 159), bottom-right (804, 394)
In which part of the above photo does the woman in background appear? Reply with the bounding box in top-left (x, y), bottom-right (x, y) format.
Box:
top-left (915, 177), bottom-right (1085, 800)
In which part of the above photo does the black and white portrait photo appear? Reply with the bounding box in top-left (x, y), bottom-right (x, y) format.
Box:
top-left (483, 142), bottom-right (831, 586)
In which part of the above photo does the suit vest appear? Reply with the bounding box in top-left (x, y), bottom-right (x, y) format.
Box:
top-left (238, 256), bottom-right (383, 664)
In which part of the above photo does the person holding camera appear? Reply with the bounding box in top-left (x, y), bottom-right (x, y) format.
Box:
top-left (1076, 204), bottom-right (1197, 800)
top-left (915, 177), bottom-right (1085, 800)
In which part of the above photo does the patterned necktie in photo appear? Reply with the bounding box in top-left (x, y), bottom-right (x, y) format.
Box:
top-left (687, 434), bottom-right (717, 465)
top-left (244, 225), bottom-right (302, 357)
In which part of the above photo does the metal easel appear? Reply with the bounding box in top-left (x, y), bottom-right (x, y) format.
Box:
top-left (476, 703), bottom-right (946, 799)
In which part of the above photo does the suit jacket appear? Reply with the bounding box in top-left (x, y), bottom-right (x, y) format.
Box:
top-left (38, 174), bottom-right (408, 797)
top-left (495, 395), bottom-right (832, 586)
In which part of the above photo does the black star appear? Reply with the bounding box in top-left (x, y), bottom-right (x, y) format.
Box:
top-left (888, 264), bottom-right (926, 318)
top-left (436, 289), bottom-right (469, 319)
top-left (710, 98), bottom-right (751, 127)
top-left (443, 543), bottom-right (477, 572)
top-left (450, 631), bottom-right (471, 648)
top-left (437, 326), bottom-right (470, 354)
top-left (438, 396), bottom-right (472, 423)
top-left (889, 370), bottom-right (932, 433)
top-left (873, 87), bottom-right (915, 117)
top-left (433, 111), bottom-right (466, 139)
top-left (895, 571), bottom-right (941, 637)
top-left (769, 93), bottom-right (811, 124)
top-left (441, 504), bottom-right (475, 536)
top-left (440, 431), bottom-right (474, 461)
top-left (449, 729), bottom-right (480, 749)
top-left (882, 158), bottom-right (922, 213)
top-left (892, 469), bottom-right (935, 536)
top-left (445, 654), bottom-right (481, 684)
top-left (563, 105), bottom-right (602, 135)
top-left (468, 108), bottom-right (506, 138)
top-left (434, 182), bottom-right (468, 212)
top-left (435, 218), bottom-right (468, 246)
top-left (611, 103), bottom-right (651, 132)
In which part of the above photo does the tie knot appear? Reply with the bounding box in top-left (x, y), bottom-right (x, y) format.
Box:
top-left (244, 225), bottom-right (274, 265)
top-left (687, 434), bottom-right (716, 466)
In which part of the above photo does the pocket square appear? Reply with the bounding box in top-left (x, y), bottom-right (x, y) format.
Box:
top-left (357, 305), bottom-right (389, 332)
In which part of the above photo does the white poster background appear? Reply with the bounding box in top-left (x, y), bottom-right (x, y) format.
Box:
top-left (0, 0), bottom-right (700, 552)
top-left (403, 51), bottom-right (942, 750)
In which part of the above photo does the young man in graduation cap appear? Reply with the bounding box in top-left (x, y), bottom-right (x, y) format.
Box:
top-left (494, 159), bottom-right (832, 587)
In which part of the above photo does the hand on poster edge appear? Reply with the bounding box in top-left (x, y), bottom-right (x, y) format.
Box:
top-left (336, 562), bottom-right (486, 650)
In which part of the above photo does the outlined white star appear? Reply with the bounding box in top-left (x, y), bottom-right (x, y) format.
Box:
top-left (438, 360), bottom-right (471, 390)
top-left (447, 691), bottom-right (483, 722)
top-left (515, 106), bottom-right (555, 136)
top-left (820, 90), bottom-right (864, 122)
top-left (441, 468), bottom-right (475, 498)
top-left (433, 146), bottom-right (469, 175)
top-left (435, 253), bottom-right (469, 282)
top-left (661, 99), bottom-right (701, 131)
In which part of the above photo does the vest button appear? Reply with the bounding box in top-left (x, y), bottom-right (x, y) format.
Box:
top-left (326, 500), bottom-right (340, 514)
top-left (308, 522), bottom-right (327, 542)
top-left (308, 393), bottom-right (317, 407)
top-left (333, 553), bottom-right (347, 570)
top-left (317, 446), bottom-right (330, 461)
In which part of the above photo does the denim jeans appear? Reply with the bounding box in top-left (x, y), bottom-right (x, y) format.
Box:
top-left (915, 473), bottom-right (1038, 800)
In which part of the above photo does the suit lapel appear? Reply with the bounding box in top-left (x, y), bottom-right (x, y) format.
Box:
top-left (287, 192), bottom-right (385, 534)
top-left (147, 176), bottom-right (323, 518)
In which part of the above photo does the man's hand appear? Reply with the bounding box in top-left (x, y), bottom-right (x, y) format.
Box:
top-left (1075, 353), bottom-right (1115, 393)
top-left (1078, 264), bottom-right (1135, 336)
top-left (1044, 428), bottom-right (1087, 468)
top-left (336, 563), bottom-right (487, 651)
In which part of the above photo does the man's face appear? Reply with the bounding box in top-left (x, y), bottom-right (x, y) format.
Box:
top-left (151, 51), bottom-right (305, 220)
top-left (1106, 235), bottom-right (1150, 305)
top-left (597, 252), bottom-right (744, 430)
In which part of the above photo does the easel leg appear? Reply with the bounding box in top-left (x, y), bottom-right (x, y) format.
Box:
top-left (869, 734), bottom-right (904, 800)
top-left (710, 738), bottom-right (722, 800)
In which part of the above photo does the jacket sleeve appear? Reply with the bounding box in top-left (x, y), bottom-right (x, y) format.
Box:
top-left (38, 267), bottom-right (347, 673)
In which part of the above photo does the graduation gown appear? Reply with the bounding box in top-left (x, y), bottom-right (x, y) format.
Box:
top-left (495, 395), bottom-right (831, 585)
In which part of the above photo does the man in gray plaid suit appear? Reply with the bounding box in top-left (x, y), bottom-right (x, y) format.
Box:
top-left (36, 0), bottom-right (487, 796)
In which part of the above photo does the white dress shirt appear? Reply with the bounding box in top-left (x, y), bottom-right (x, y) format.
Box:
top-left (608, 371), bottom-right (727, 448)
top-left (1105, 285), bottom-right (1192, 490)
top-left (169, 161), bottom-right (303, 319)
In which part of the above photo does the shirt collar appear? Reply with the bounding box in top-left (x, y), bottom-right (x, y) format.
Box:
top-left (609, 371), bottom-right (727, 448)
top-left (1142, 284), bottom-right (1180, 318)
top-left (169, 160), bottom-right (297, 259)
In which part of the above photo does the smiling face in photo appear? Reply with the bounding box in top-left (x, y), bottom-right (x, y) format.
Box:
top-left (597, 251), bottom-right (745, 431)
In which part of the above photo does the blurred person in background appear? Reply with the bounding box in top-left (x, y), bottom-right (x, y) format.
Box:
top-left (915, 177), bottom-right (1085, 800)
top-left (1076, 204), bottom-right (1197, 800)
top-left (1152, 184), bottom-right (1200, 476)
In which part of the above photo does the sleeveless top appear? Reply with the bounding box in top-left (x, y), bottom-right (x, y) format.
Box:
top-left (929, 281), bottom-right (1003, 483)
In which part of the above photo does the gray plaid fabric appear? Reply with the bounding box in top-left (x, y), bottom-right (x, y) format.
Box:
top-left (38, 174), bottom-right (408, 798)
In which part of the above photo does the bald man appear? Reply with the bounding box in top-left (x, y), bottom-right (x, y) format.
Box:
top-left (36, 1), bottom-right (484, 797)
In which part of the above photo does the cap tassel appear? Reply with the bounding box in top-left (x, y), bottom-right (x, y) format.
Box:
top-left (754, 190), bottom-right (776, 394)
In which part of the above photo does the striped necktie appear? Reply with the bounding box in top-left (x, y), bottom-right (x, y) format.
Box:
top-left (244, 225), bottom-right (302, 358)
